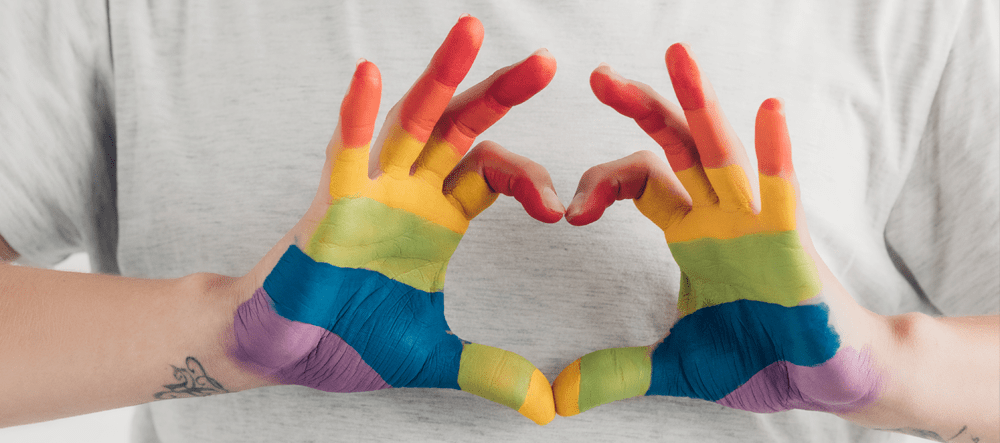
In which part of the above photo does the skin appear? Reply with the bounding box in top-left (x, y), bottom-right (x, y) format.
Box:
top-left (230, 17), bottom-right (560, 424)
top-left (554, 43), bottom-right (999, 442)
top-left (0, 15), bottom-right (565, 427)
top-left (2, 19), bottom-right (996, 440)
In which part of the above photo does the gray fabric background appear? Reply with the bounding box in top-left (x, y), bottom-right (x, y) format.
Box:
top-left (1, 0), bottom-right (997, 441)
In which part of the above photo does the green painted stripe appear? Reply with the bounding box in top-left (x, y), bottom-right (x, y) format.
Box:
top-left (579, 346), bottom-right (652, 413)
top-left (305, 197), bottom-right (463, 293)
top-left (668, 230), bottom-right (821, 315)
top-left (457, 343), bottom-right (533, 410)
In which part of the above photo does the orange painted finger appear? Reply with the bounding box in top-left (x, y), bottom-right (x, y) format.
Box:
top-left (565, 151), bottom-right (691, 227)
top-left (755, 98), bottom-right (799, 231)
top-left (339, 60), bottom-right (382, 148)
top-left (755, 98), bottom-right (794, 179)
top-left (327, 60), bottom-right (381, 199)
top-left (414, 49), bottom-right (557, 183)
top-left (377, 16), bottom-right (484, 175)
top-left (444, 141), bottom-right (564, 223)
top-left (666, 43), bottom-right (759, 213)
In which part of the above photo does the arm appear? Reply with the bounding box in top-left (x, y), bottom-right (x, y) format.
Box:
top-left (0, 264), bottom-right (261, 427)
top-left (553, 44), bottom-right (999, 442)
top-left (1, 15), bottom-right (561, 427)
top-left (865, 313), bottom-right (999, 442)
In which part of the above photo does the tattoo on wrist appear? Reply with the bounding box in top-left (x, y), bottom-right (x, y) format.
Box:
top-left (154, 356), bottom-right (229, 399)
top-left (880, 428), bottom-right (946, 442)
top-left (878, 425), bottom-right (980, 442)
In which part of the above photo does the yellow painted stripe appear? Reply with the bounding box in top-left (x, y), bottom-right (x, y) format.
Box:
top-left (662, 173), bottom-right (799, 243)
top-left (703, 164), bottom-right (754, 213)
top-left (552, 358), bottom-right (581, 416)
top-left (517, 369), bottom-right (555, 425)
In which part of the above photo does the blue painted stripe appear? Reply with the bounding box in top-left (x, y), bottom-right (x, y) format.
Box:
top-left (647, 300), bottom-right (839, 401)
top-left (262, 245), bottom-right (463, 390)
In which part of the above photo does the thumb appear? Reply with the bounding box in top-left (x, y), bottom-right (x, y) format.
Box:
top-left (551, 346), bottom-right (653, 416)
top-left (444, 140), bottom-right (565, 223)
top-left (455, 343), bottom-right (555, 425)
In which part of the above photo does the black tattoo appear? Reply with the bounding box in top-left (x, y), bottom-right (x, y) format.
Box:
top-left (154, 357), bottom-right (229, 399)
top-left (950, 425), bottom-right (968, 440)
top-left (878, 427), bottom-right (946, 442)
top-left (876, 425), bottom-right (983, 442)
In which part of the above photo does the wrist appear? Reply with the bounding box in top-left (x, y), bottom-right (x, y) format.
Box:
top-left (843, 311), bottom-right (1000, 442)
top-left (838, 311), bottom-right (934, 428)
top-left (181, 272), bottom-right (274, 394)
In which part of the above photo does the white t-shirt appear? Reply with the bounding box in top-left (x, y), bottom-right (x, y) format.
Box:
top-left (2, 1), bottom-right (997, 441)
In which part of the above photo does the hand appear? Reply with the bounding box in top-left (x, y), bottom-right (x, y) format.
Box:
top-left (552, 43), bottom-right (885, 418)
top-left (227, 16), bottom-right (562, 425)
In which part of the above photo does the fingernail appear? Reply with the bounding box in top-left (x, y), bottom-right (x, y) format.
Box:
top-left (597, 62), bottom-right (620, 77)
top-left (542, 187), bottom-right (565, 213)
top-left (355, 58), bottom-right (366, 68)
top-left (566, 193), bottom-right (585, 218)
top-left (459, 13), bottom-right (471, 20)
top-left (533, 48), bottom-right (552, 58)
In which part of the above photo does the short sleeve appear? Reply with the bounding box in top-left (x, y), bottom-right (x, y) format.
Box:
top-left (0, 0), bottom-right (118, 273)
top-left (884, 0), bottom-right (1000, 316)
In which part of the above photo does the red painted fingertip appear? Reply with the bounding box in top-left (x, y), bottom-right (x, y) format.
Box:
top-left (517, 185), bottom-right (565, 224)
top-left (755, 97), bottom-right (793, 177)
top-left (761, 97), bottom-right (783, 111)
top-left (432, 16), bottom-right (485, 88)
top-left (340, 60), bottom-right (381, 147)
top-left (564, 183), bottom-right (616, 226)
top-left (590, 66), bottom-right (653, 119)
top-left (488, 49), bottom-right (557, 108)
top-left (484, 169), bottom-right (564, 224)
top-left (399, 17), bottom-right (484, 141)
top-left (666, 43), bottom-right (706, 111)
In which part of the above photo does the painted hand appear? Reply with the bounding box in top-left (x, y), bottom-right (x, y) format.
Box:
top-left (553, 43), bottom-right (884, 417)
top-left (229, 16), bottom-right (561, 425)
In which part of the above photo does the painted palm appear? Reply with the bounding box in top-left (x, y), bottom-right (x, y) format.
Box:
top-left (228, 17), bottom-right (559, 425)
top-left (553, 44), bottom-right (882, 416)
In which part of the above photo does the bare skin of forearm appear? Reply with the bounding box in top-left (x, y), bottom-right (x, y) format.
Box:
top-left (848, 312), bottom-right (1000, 442)
top-left (0, 263), bottom-right (268, 427)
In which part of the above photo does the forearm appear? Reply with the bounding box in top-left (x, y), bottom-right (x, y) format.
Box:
top-left (848, 312), bottom-right (1000, 442)
top-left (0, 263), bottom-right (268, 427)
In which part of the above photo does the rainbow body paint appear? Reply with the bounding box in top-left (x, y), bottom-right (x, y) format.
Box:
top-left (553, 43), bottom-right (882, 418)
top-left (228, 16), bottom-right (556, 425)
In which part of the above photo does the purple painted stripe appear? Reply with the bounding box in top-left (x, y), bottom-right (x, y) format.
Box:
top-left (230, 287), bottom-right (391, 393)
top-left (716, 346), bottom-right (883, 414)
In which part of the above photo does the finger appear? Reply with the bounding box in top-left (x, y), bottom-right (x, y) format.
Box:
top-left (375, 16), bottom-right (484, 177)
top-left (444, 141), bottom-right (565, 223)
top-left (565, 151), bottom-right (691, 227)
top-left (755, 98), bottom-right (799, 232)
top-left (457, 343), bottom-right (555, 425)
top-left (327, 60), bottom-right (381, 199)
top-left (590, 64), bottom-right (699, 173)
top-left (552, 346), bottom-right (653, 416)
top-left (414, 49), bottom-right (557, 185)
top-left (590, 64), bottom-right (717, 209)
top-left (666, 43), bottom-right (760, 213)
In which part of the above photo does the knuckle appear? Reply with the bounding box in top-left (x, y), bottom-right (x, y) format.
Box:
top-left (630, 149), bottom-right (661, 165)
